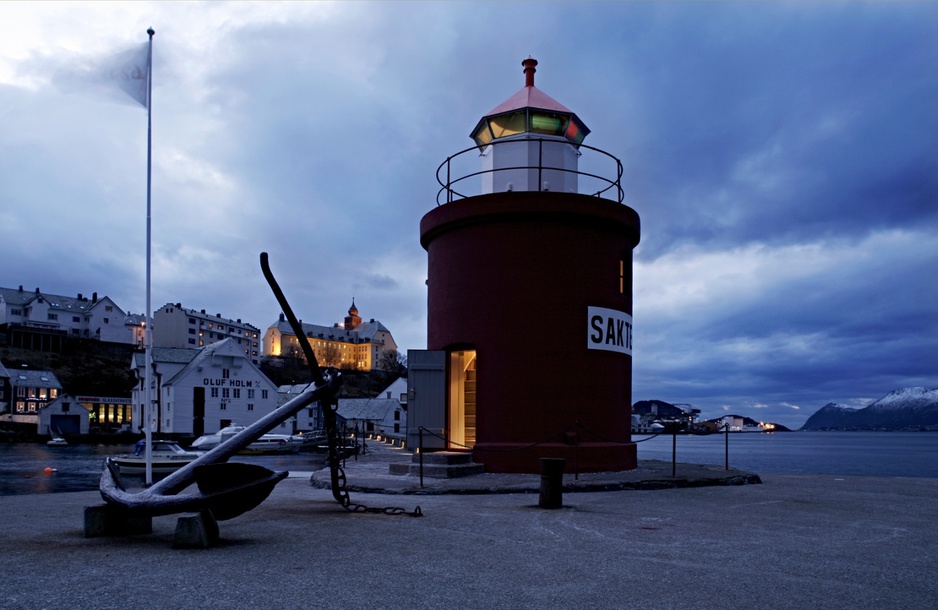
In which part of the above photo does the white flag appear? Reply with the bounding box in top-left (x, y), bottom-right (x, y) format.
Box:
top-left (54, 42), bottom-right (150, 108)
top-left (108, 43), bottom-right (149, 108)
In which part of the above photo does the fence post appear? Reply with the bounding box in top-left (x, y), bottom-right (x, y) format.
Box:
top-left (671, 423), bottom-right (677, 478)
top-left (418, 426), bottom-right (425, 488)
top-left (724, 424), bottom-right (729, 470)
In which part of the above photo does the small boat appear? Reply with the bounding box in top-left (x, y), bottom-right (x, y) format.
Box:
top-left (191, 424), bottom-right (302, 455)
top-left (190, 424), bottom-right (246, 450)
top-left (111, 439), bottom-right (200, 475)
top-left (47, 436), bottom-right (68, 447)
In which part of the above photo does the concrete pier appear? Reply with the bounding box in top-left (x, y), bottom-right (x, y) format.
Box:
top-left (1, 444), bottom-right (935, 608)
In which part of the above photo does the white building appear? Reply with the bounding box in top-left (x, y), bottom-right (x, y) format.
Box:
top-left (337, 397), bottom-right (405, 439)
top-left (38, 393), bottom-right (91, 436)
top-left (131, 338), bottom-right (279, 438)
top-left (152, 303), bottom-right (262, 365)
top-left (0, 286), bottom-right (137, 345)
top-left (277, 383), bottom-right (321, 432)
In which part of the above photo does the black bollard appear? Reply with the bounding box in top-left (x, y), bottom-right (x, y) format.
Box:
top-left (539, 457), bottom-right (566, 509)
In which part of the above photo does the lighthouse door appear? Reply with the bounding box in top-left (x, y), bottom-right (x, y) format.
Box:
top-left (448, 350), bottom-right (477, 448)
top-left (406, 350), bottom-right (447, 450)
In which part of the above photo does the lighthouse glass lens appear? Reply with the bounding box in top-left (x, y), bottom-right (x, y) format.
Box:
top-left (489, 112), bottom-right (526, 139)
top-left (530, 112), bottom-right (566, 136)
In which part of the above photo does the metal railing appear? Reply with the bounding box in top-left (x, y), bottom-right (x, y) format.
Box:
top-left (435, 138), bottom-right (624, 205)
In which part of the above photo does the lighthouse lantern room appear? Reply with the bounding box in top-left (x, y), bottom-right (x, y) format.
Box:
top-left (470, 57), bottom-right (590, 195)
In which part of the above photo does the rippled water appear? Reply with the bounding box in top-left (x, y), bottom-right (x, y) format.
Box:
top-left (0, 442), bottom-right (328, 496)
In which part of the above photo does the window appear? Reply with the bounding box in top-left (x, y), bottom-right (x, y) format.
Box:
top-left (189, 317), bottom-right (196, 325)
top-left (62, 403), bottom-right (70, 412)
top-left (619, 258), bottom-right (625, 294)
top-left (261, 390), bottom-right (268, 400)
top-left (11, 308), bottom-right (21, 316)
top-left (105, 305), bottom-right (113, 312)
top-left (222, 388), bottom-right (230, 398)
top-left (247, 404), bottom-right (254, 411)
top-left (220, 403), bottom-right (226, 410)
top-left (188, 338), bottom-right (196, 345)
top-left (73, 316), bottom-right (81, 323)
top-left (48, 313), bottom-right (58, 321)
top-left (211, 388), bottom-right (219, 398)
top-left (248, 389), bottom-right (255, 399)
top-left (222, 369), bottom-right (230, 379)
top-left (394, 410), bottom-right (400, 421)
top-left (189, 328), bottom-right (196, 334)
top-left (233, 389), bottom-right (240, 399)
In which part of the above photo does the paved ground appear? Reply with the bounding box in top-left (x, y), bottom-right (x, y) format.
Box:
top-left (2, 442), bottom-right (936, 609)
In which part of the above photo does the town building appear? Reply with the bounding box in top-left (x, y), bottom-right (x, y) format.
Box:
top-left (131, 338), bottom-right (279, 438)
top-left (0, 286), bottom-right (139, 348)
top-left (277, 383), bottom-right (321, 432)
top-left (152, 303), bottom-right (262, 365)
top-left (38, 393), bottom-right (91, 436)
top-left (337, 396), bottom-right (405, 440)
top-left (409, 58), bottom-right (641, 473)
top-left (0, 362), bottom-right (63, 426)
top-left (262, 300), bottom-right (398, 372)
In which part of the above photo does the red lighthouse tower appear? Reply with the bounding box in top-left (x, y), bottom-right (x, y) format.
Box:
top-left (411, 58), bottom-right (641, 473)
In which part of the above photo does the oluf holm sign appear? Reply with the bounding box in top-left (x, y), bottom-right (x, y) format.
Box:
top-left (588, 306), bottom-right (632, 355)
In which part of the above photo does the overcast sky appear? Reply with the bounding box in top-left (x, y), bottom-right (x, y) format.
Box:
top-left (1, 2), bottom-right (935, 429)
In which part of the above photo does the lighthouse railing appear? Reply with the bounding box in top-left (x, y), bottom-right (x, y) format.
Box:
top-left (436, 138), bottom-right (624, 206)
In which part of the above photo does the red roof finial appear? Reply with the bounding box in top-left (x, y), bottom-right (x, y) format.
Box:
top-left (522, 56), bottom-right (538, 87)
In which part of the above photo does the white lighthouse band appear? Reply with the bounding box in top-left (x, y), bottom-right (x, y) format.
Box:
top-left (587, 306), bottom-right (633, 355)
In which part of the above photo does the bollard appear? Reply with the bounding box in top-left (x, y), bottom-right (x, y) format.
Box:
top-left (538, 457), bottom-right (566, 509)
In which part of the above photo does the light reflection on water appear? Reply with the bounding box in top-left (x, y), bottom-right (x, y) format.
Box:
top-left (0, 442), bottom-right (328, 496)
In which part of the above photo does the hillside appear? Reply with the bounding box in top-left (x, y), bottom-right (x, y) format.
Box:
top-left (0, 342), bottom-right (137, 397)
top-left (801, 387), bottom-right (938, 431)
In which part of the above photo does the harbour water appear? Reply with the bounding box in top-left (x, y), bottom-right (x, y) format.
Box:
top-left (0, 441), bottom-right (328, 496)
top-left (1, 431), bottom-right (936, 495)
top-left (634, 430), bottom-right (938, 478)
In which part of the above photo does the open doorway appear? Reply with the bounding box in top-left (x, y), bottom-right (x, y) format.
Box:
top-left (448, 350), bottom-right (477, 448)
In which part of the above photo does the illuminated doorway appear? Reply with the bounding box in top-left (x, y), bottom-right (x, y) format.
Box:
top-left (448, 350), bottom-right (477, 448)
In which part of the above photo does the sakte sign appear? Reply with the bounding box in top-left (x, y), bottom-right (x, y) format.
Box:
top-left (587, 306), bottom-right (632, 355)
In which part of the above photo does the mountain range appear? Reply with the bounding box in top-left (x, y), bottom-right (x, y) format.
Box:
top-left (800, 387), bottom-right (938, 431)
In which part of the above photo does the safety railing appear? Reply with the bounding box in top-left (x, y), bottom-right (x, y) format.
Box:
top-left (435, 138), bottom-right (625, 205)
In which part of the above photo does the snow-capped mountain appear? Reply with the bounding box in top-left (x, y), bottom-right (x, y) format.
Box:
top-left (801, 387), bottom-right (938, 430)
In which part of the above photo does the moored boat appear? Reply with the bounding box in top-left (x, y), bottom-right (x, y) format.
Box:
top-left (47, 436), bottom-right (68, 447)
top-left (110, 439), bottom-right (200, 475)
top-left (191, 424), bottom-right (302, 454)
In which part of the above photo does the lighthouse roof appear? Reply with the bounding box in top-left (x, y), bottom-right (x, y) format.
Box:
top-left (483, 81), bottom-right (575, 117)
top-left (471, 57), bottom-right (590, 148)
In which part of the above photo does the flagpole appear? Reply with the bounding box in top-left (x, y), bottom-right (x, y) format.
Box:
top-left (144, 27), bottom-right (155, 486)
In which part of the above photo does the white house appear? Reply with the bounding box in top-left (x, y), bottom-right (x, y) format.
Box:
top-left (277, 383), bottom-right (321, 432)
top-left (132, 338), bottom-right (279, 438)
top-left (38, 393), bottom-right (91, 436)
top-left (337, 397), bottom-right (405, 439)
top-left (0, 286), bottom-right (135, 344)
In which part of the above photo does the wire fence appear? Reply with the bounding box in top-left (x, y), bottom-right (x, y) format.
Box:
top-left (416, 422), bottom-right (732, 484)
